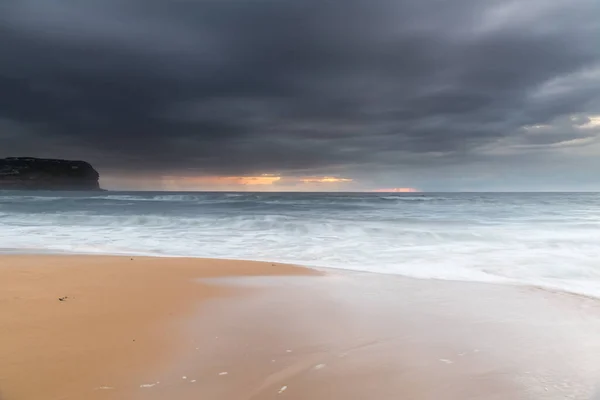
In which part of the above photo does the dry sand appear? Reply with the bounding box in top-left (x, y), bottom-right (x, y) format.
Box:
top-left (2, 255), bottom-right (600, 400)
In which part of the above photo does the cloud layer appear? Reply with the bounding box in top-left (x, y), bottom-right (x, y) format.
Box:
top-left (1, 0), bottom-right (599, 189)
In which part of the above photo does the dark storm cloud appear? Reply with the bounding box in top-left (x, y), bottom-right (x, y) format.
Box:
top-left (1, 0), bottom-right (599, 176)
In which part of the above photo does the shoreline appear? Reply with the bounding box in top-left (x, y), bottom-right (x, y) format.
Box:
top-left (2, 248), bottom-right (599, 301)
top-left (2, 255), bottom-right (600, 399)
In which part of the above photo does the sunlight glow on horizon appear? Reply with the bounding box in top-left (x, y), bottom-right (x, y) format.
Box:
top-left (151, 174), bottom-right (355, 191)
top-left (300, 177), bottom-right (353, 183)
top-left (161, 175), bottom-right (281, 187)
top-left (372, 188), bottom-right (421, 193)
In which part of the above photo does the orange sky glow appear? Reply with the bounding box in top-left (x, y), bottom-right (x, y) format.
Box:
top-left (103, 174), bottom-right (420, 192)
top-left (372, 188), bottom-right (421, 193)
top-left (300, 177), bottom-right (353, 183)
top-left (153, 174), bottom-right (355, 191)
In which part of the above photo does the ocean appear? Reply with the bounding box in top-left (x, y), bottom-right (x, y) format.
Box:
top-left (1, 191), bottom-right (599, 297)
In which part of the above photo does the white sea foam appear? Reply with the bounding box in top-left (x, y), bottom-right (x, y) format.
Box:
top-left (1, 192), bottom-right (600, 297)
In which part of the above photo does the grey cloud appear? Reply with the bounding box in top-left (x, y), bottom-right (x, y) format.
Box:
top-left (0, 0), bottom-right (599, 184)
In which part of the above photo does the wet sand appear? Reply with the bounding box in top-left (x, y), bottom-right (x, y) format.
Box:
top-left (2, 256), bottom-right (600, 400)
top-left (0, 255), bottom-right (313, 400)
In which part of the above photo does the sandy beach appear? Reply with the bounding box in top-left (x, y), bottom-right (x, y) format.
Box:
top-left (2, 255), bottom-right (600, 400)
top-left (0, 255), bottom-right (313, 400)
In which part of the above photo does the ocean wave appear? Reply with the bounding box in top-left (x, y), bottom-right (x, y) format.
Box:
top-left (378, 195), bottom-right (437, 201)
top-left (0, 195), bottom-right (66, 202)
top-left (1, 192), bottom-right (600, 298)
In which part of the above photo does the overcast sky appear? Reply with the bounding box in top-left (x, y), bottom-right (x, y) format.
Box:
top-left (1, 0), bottom-right (599, 191)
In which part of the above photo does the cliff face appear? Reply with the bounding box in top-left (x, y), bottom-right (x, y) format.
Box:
top-left (0, 157), bottom-right (101, 190)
